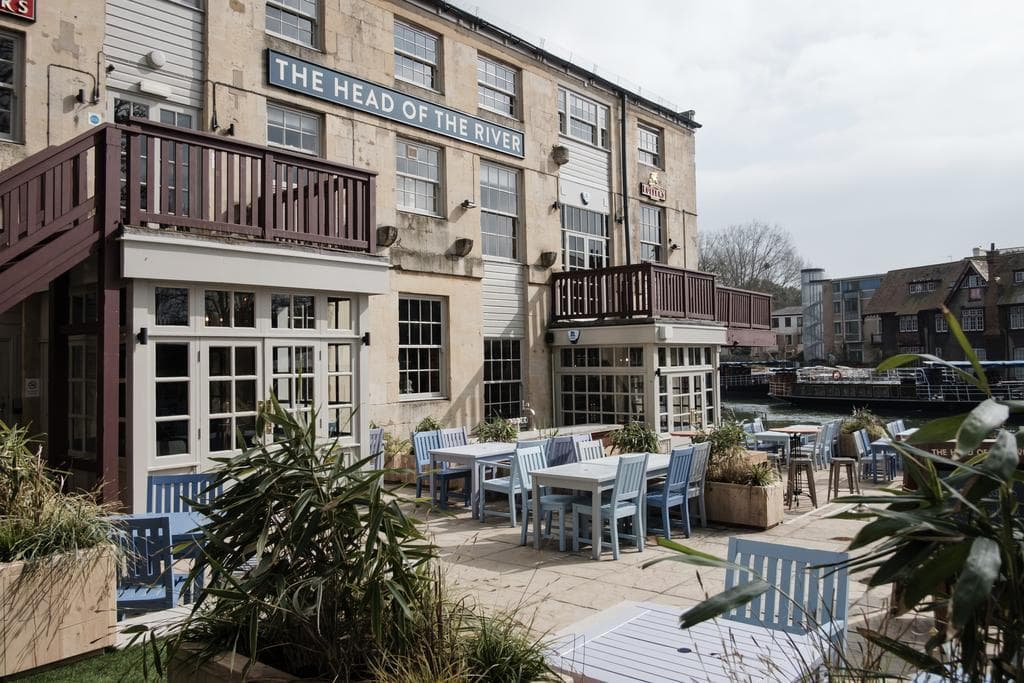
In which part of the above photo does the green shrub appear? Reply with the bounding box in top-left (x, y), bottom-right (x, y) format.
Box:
top-left (0, 422), bottom-right (119, 562)
top-left (471, 416), bottom-right (518, 443)
top-left (414, 416), bottom-right (444, 433)
top-left (609, 421), bottom-right (659, 454)
top-left (462, 610), bottom-right (555, 682)
top-left (382, 431), bottom-right (412, 467)
top-left (693, 421), bottom-right (777, 486)
top-left (840, 407), bottom-right (886, 439)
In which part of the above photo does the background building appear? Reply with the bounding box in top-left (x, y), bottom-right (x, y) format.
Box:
top-left (769, 306), bottom-right (802, 358)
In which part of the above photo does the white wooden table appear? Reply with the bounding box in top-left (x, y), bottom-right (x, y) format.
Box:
top-left (754, 431), bottom-right (791, 458)
top-left (530, 453), bottom-right (669, 560)
top-left (551, 601), bottom-right (826, 682)
top-left (429, 442), bottom-right (516, 514)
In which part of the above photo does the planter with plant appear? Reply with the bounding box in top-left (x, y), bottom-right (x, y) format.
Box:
top-left (609, 421), bottom-right (660, 454)
top-left (0, 423), bottom-right (119, 677)
top-left (692, 420), bottom-right (783, 529)
top-left (163, 398), bottom-right (554, 682)
top-left (838, 407), bottom-right (887, 457)
top-left (472, 415), bottom-right (518, 443)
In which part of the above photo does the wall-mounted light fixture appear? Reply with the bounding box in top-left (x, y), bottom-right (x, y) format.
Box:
top-left (670, 241), bottom-right (681, 251)
top-left (551, 200), bottom-right (561, 211)
top-left (451, 237), bottom-right (474, 258)
top-left (538, 251), bottom-right (558, 268)
top-left (376, 225), bottom-right (398, 248)
top-left (136, 327), bottom-right (149, 345)
top-left (460, 199), bottom-right (477, 209)
top-left (551, 144), bottom-right (570, 165)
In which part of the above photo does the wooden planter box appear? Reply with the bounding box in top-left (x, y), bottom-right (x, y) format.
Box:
top-left (704, 481), bottom-right (785, 530)
top-left (169, 644), bottom-right (294, 683)
top-left (0, 547), bottom-right (116, 677)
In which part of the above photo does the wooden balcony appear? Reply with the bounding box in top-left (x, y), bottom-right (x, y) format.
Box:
top-left (550, 263), bottom-right (773, 340)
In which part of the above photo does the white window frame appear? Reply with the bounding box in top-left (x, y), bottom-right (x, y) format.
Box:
top-left (899, 315), bottom-right (918, 333)
top-left (266, 102), bottom-right (321, 156)
top-left (395, 138), bottom-right (442, 216)
top-left (561, 205), bottom-right (609, 271)
top-left (965, 273), bottom-right (985, 289)
top-left (1009, 306), bottom-right (1024, 331)
top-left (1015, 270), bottom-right (1024, 284)
top-left (558, 87), bottom-right (609, 148)
top-left (266, 0), bottom-right (319, 49)
top-left (394, 18), bottom-right (440, 91)
top-left (398, 295), bottom-right (447, 400)
top-left (0, 30), bottom-right (23, 142)
top-left (637, 123), bottom-right (662, 168)
top-left (961, 307), bottom-right (984, 332)
top-left (479, 161), bottom-right (519, 260)
top-left (639, 203), bottom-right (664, 263)
top-left (483, 337), bottom-right (523, 419)
top-left (477, 54), bottom-right (517, 118)
top-left (935, 313), bottom-right (948, 333)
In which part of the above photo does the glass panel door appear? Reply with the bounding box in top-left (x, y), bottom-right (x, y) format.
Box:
top-left (154, 341), bottom-right (194, 464)
top-left (267, 341), bottom-right (316, 437)
top-left (203, 342), bottom-right (261, 458)
top-left (326, 343), bottom-right (354, 437)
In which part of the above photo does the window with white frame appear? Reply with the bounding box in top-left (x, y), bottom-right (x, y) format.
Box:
top-left (326, 342), bottom-right (354, 437)
top-left (559, 347), bottom-right (645, 426)
top-left (561, 205), bottom-right (609, 270)
top-left (834, 322), bottom-right (841, 334)
top-left (899, 345), bottom-right (924, 354)
top-left (156, 287), bottom-right (189, 326)
top-left (394, 19), bottom-right (439, 90)
top-left (1015, 270), bottom-right (1024, 284)
top-left (908, 280), bottom-right (937, 294)
top-left (271, 293), bottom-right (316, 329)
top-left (398, 296), bottom-right (446, 398)
top-left (965, 273), bottom-right (985, 289)
top-left (479, 162), bottom-right (519, 259)
top-left (0, 31), bottom-right (22, 141)
top-left (972, 347), bottom-right (987, 361)
top-left (206, 344), bottom-right (260, 453)
top-left (935, 313), bottom-right (948, 332)
top-left (204, 290), bottom-right (256, 328)
top-left (637, 124), bottom-right (661, 167)
top-left (899, 315), bottom-right (918, 333)
top-left (266, 0), bottom-right (318, 47)
top-left (961, 307), bottom-right (984, 332)
top-left (1013, 347), bottom-right (1024, 379)
top-left (1010, 305), bottom-right (1024, 330)
top-left (639, 204), bottom-right (663, 263)
top-left (155, 342), bottom-right (191, 457)
top-left (396, 138), bottom-right (441, 215)
top-left (267, 103), bottom-right (320, 155)
top-left (477, 55), bottom-right (516, 117)
top-left (557, 87), bottom-right (609, 148)
top-left (484, 338), bottom-right (522, 419)
top-left (846, 320), bottom-right (860, 339)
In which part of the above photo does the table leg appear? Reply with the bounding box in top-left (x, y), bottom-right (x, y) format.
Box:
top-left (470, 458), bottom-right (480, 517)
top-left (872, 450), bottom-right (879, 484)
top-left (591, 486), bottom-right (602, 561)
top-left (429, 454), bottom-right (437, 504)
top-left (532, 478), bottom-right (542, 550)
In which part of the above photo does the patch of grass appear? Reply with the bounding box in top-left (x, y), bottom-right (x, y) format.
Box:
top-left (12, 646), bottom-right (165, 683)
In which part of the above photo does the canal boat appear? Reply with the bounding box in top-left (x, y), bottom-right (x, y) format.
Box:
top-left (768, 360), bottom-right (1024, 412)
top-left (720, 361), bottom-right (795, 397)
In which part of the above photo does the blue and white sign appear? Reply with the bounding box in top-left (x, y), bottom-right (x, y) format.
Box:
top-left (267, 50), bottom-right (525, 158)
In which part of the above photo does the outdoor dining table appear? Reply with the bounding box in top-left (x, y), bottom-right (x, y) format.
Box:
top-left (530, 452), bottom-right (670, 560)
top-left (754, 430), bottom-right (791, 458)
top-left (773, 424), bottom-right (821, 451)
top-left (428, 441), bottom-right (518, 518)
top-left (867, 427), bottom-right (918, 483)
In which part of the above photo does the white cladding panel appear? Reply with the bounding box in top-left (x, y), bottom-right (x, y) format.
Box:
top-left (558, 137), bottom-right (611, 212)
top-left (104, 0), bottom-right (205, 110)
top-left (482, 260), bottom-right (525, 337)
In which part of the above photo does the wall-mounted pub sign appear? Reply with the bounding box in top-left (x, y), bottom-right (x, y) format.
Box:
top-left (639, 172), bottom-right (667, 201)
top-left (0, 0), bottom-right (35, 21)
top-left (267, 50), bottom-right (525, 158)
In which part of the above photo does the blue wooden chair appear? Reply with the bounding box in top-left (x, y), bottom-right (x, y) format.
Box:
top-left (480, 452), bottom-right (521, 526)
top-left (147, 473), bottom-right (222, 513)
top-left (572, 453), bottom-right (649, 560)
top-left (645, 446), bottom-right (694, 539)
top-left (575, 439), bottom-right (604, 462)
top-left (687, 442), bottom-right (711, 528)
top-left (413, 430), bottom-right (471, 508)
top-left (514, 446), bottom-right (586, 551)
top-left (116, 516), bottom-right (190, 619)
top-left (517, 438), bottom-right (551, 464)
top-left (369, 427), bottom-right (385, 469)
top-left (439, 426), bottom-right (469, 448)
top-left (725, 537), bottom-right (850, 657)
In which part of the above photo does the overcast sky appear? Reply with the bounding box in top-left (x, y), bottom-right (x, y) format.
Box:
top-left (467, 0), bottom-right (1024, 277)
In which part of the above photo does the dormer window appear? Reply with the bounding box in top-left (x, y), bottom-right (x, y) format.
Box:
top-left (965, 273), bottom-right (985, 289)
top-left (908, 280), bottom-right (937, 294)
top-left (1014, 270), bottom-right (1024, 284)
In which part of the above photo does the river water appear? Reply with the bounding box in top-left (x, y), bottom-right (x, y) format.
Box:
top-left (723, 396), bottom-right (929, 430)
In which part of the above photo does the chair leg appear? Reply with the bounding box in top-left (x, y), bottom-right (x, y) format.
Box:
top-left (681, 500), bottom-right (691, 538)
top-left (610, 516), bottom-right (620, 560)
top-left (698, 495), bottom-right (707, 528)
top-left (439, 478), bottom-right (448, 509)
top-left (572, 508), bottom-right (581, 552)
top-left (519, 501), bottom-right (529, 546)
top-left (508, 490), bottom-right (517, 528)
top-left (544, 510), bottom-right (553, 539)
top-left (415, 477), bottom-right (422, 499)
top-left (636, 511), bottom-right (644, 552)
top-left (661, 505), bottom-right (671, 540)
top-left (558, 508), bottom-right (567, 552)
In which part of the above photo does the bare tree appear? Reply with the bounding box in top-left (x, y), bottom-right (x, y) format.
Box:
top-left (699, 221), bottom-right (805, 302)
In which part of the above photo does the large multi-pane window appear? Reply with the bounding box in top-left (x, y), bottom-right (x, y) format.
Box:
top-left (557, 87), bottom-right (609, 148)
top-left (637, 124), bottom-right (661, 167)
top-left (267, 103), bottom-right (320, 155)
top-left (561, 206), bottom-right (609, 270)
top-left (477, 55), bottom-right (517, 117)
top-left (639, 204), bottom-right (663, 263)
top-left (1009, 305), bottom-right (1024, 330)
top-left (961, 307), bottom-right (985, 332)
top-left (483, 338), bottom-right (522, 419)
top-left (155, 342), bottom-right (191, 457)
top-left (0, 31), bottom-right (21, 141)
top-left (399, 296), bottom-right (446, 398)
top-left (207, 344), bottom-right (259, 453)
top-left (266, 0), bottom-right (318, 47)
top-left (558, 347), bottom-right (644, 426)
top-left (899, 315), bottom-right (918, 333)
top-left (394, 19), bottom-right (439, 90)
top-left (396, 138), bottom-right (441, 215)
top-left (935, 313), bottom-right (948, 333)
top-left (68, 340), bottom-right (97, 458)
top-left (479, 162), bottom-right (519, 259)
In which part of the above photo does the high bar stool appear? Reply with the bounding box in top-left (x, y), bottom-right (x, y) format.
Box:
top-left (786, 456), bottom-right (818, 509)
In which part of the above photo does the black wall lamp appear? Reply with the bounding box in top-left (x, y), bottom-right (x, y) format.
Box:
top-left (538, 251), bottom-right (558, 268)
top-left (451, 238), bottom-right (474, 258)
top-left (377, 225), bottom-right (398, 248)
top-left (460, 199), bottom-right (477, 209)
top-left (136, 327), bottom-right (148, 345)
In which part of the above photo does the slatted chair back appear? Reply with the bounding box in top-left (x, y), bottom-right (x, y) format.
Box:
top-left (894, 419), bottom-right (906, 434)
top-left (610, 453), bottom-right (649, 504)
top-left (689, 442), bottom-right (711, 488)
top-left (548, 435), bottom-right (577, 466)
top-left (412, 430), bottom-right (442, 475)
top-left (816, 421), bottom-right (838, 461)
top-left (517, 438), bottom-right (551, 464)
top-left (147, 473), bottom-right (222, 513)
top-left (725, 537), bottom-right (849, 637)
top-left (439, 427), bottom-right (469, 448)
top-left (853, 428), bottom-right (871, 460)
top-left (575, 439), bottom-right (605, 462)
top-left (119, 516), bottom-right (174, 594)
top-left (369, 427), bottom-right (385, 469)
top-left (665, 446), bottom-right (695, 497)
top-left (511, 446), bottom-right (548, 493)
top-left (752, 417), bottom-right (766, 433)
